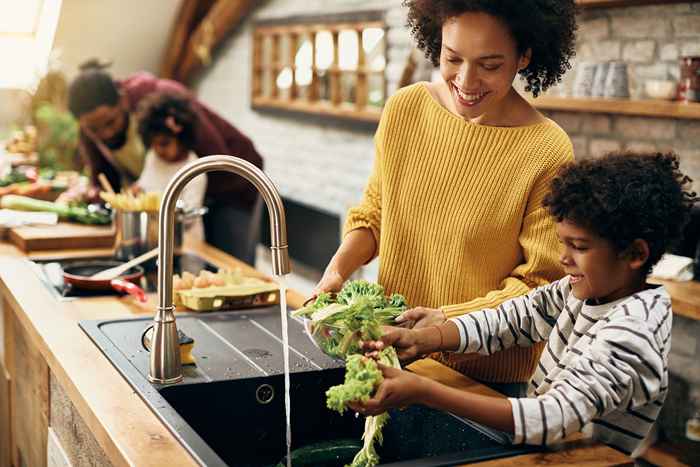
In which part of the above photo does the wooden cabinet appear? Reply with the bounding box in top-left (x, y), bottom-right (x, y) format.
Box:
top-left (1, 361), bottom-right (11, 467)
top-left (5, 308), bottom-right (49, 467)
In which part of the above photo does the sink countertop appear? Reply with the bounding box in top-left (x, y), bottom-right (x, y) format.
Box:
top-left (0, 238), bottom-right (634, 467)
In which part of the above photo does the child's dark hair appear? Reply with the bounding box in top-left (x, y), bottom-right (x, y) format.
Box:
top-left (68, 59), bottom-right (119, 117)
top-left (544, 152), bottom-right (698, 274)
top-left (136, 92), bottom-right (197, 150)
top-left (403, 0), bottom-right (577, 97)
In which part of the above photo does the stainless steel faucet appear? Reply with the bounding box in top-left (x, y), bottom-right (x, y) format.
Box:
top-left (148, 155), bottom-right (290, 384)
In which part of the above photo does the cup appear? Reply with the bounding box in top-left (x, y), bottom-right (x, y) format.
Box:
top-left (603, 61), bottom-right (629, 99)
top-left (572, 61), bottom-right (597, 98)
top-left (591, 62), bottom-right (610, 98)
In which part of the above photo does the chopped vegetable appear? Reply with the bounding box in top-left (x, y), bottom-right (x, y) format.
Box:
top-left (0, 194), bottom-right (111, 224)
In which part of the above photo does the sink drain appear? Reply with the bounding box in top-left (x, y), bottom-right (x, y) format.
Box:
top-left (255, 384), bottom-right (275, 404)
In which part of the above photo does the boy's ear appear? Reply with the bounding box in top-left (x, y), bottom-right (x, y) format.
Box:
top-left (621, 239), bottom-right (650, 270)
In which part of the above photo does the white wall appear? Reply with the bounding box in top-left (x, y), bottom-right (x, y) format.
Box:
top-left (51, 0), bottom-right (183, 80)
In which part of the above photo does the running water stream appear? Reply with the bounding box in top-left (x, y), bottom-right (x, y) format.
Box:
top-left (276, 275), bottom-right (292, 467)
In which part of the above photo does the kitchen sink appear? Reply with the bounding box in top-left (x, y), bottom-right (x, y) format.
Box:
top-left (80, 308), bottom-right (537, 466)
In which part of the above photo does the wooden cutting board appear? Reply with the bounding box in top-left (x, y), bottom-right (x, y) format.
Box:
top-left (8, 222), bottom-right (115, 252)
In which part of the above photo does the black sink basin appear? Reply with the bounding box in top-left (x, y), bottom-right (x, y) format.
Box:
top-left (80, 308), bottom-right (537, 466)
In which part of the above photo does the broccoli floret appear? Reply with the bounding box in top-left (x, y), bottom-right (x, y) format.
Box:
top-left (337, 280), bottom-right (386, 308)
top-left (326, 355), bottom-right (383, 414)
top-left (387, 293), bottom-right (407, 309)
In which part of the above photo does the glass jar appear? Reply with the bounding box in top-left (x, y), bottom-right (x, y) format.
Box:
top-left (679, 56), bottom-right (700, 103)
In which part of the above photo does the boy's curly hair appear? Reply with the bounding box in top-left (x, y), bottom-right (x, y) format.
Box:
top-left (136, 92), bottom-right (197, 150)
top-left (404, 0), bottom-right (577, 97)
top-left (544, 152), bottom-right (698, 274)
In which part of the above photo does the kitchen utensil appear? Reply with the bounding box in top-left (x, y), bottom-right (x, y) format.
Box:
top-left (98, 173), bottom-right (115, 194)
top-left (603, 62), bottom-right (630, 99)
top-left (90, 247), bottom-right (158, 280)
top-left (62, 260), bottom-right (146, 302)
top-left (8, 222), bottom-right (115, 252)
top-left (113, 203), bottom-right (208, 261)
top-left (572, 61), bottom-right (597, 98)
top-left (591, 62), bottom-right (610, 98)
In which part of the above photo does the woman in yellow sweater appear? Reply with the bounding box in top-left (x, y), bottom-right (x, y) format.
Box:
top-left (315, 0), bottom-right (578, 386)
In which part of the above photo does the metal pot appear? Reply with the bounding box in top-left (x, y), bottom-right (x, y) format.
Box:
top-left (114, 204), bottom-right (207, 261)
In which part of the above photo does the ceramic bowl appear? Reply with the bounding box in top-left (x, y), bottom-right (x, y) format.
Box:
top-left (645, 80), bottom-right (677, 100)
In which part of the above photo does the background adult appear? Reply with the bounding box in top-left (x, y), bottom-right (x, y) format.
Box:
top-left (67, 60), bottom-right (263, 264)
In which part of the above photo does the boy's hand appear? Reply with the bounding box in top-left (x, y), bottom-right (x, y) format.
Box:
top-left (349, 363), bottom-right (427, 416)
top-left (396, 307), bottom-right (446, 329)
top-left (361, 326), bottom-right (423, 362)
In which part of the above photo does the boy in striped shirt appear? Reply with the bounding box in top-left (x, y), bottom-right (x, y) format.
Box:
top-left (355, 151), bottom-right (697, 457)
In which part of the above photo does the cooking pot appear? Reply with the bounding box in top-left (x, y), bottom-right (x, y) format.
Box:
top-left (114, 203), bottom-right (207, 261)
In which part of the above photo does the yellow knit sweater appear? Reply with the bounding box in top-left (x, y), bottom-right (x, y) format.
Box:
top-left (344, 83), bottom-right (574, 382)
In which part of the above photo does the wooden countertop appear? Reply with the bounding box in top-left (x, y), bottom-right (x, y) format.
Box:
top-left (653, 278), bottom-right (700, 321)
top-left (0, 240), bottom-right (635, 467)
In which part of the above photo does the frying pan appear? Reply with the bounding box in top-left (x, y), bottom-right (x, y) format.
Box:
top-left (62, 260), bottom-right (147, 302)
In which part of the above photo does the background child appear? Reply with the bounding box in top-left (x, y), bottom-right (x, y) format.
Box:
top-left (135, 92), bottom-right (207, 239)
top-left (355, 151), bottom-right (697, 458)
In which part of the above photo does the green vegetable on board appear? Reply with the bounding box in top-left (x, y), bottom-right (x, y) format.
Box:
top-left (0, 194), bottom-right (111, 225)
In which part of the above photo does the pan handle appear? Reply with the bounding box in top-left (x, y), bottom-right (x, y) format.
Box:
top-left (110, 279), bottom-right (147, 303)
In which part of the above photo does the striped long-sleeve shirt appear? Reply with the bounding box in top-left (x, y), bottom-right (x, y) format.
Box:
top-left (450, 275), bottom-right (672, 456)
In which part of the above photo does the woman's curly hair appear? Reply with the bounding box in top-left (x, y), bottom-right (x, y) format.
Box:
top-left (543, 152), bottom-right (698, 274)
top-left (404, 0), bottom-right (577, 97)
top-left (136, 92), bottom-right (197, 150)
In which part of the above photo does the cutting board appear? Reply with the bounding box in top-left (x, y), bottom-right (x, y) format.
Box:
top-left (8, 222), bottom-right (115, 252)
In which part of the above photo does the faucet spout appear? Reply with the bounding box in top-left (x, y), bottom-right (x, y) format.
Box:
top-left (148, 155), bottom-right (290, 384)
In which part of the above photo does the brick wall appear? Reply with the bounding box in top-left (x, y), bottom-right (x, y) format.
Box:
top-left (541, 2), bottom-right (700, 194)
top-left (194, 1), bottom-right (700, 442)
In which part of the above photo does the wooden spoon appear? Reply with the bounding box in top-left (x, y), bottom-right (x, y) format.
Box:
top-left (91, 248), bottom-right (158, 280)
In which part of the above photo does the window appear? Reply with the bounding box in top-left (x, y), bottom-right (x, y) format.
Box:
top-left (252, 12), bottom-right (386, 123)
top-left (0, 0), bottom-right (62, 89)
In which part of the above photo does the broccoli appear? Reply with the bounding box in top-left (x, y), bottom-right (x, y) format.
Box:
top-left (337, 279), bottom-right (387, 309)
top-left (326, 347), bottom-right (400, 467)
top-left (295, 280), bottom-right (411, 466)
top-left (290, 291), bottom-right (335, 319)
top-left (387, 293), bottom-right (407, 309)
top-left (326, 355), bottom-right (383, 413)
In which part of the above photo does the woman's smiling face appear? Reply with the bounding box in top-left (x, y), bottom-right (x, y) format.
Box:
top-left (440, 12), bottom-right (530, 121)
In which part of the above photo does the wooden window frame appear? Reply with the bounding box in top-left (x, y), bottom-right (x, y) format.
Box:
top-left (251, 11), bottom-right (387, 123)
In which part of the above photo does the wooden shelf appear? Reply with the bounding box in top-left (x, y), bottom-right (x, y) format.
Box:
top-left (252, 97), bottom-right (382, 123)
top-left (576, 0), bottom-right (698, 8)
top-left (529, 95), bottom-right (700, 120)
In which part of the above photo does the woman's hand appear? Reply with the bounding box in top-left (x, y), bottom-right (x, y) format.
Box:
top-left (349, 363), bottom-right (427, 416)
top-left (396, 307), bottom-right (446, 329)
top-left (312, 269), bottom-right (346, 296)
